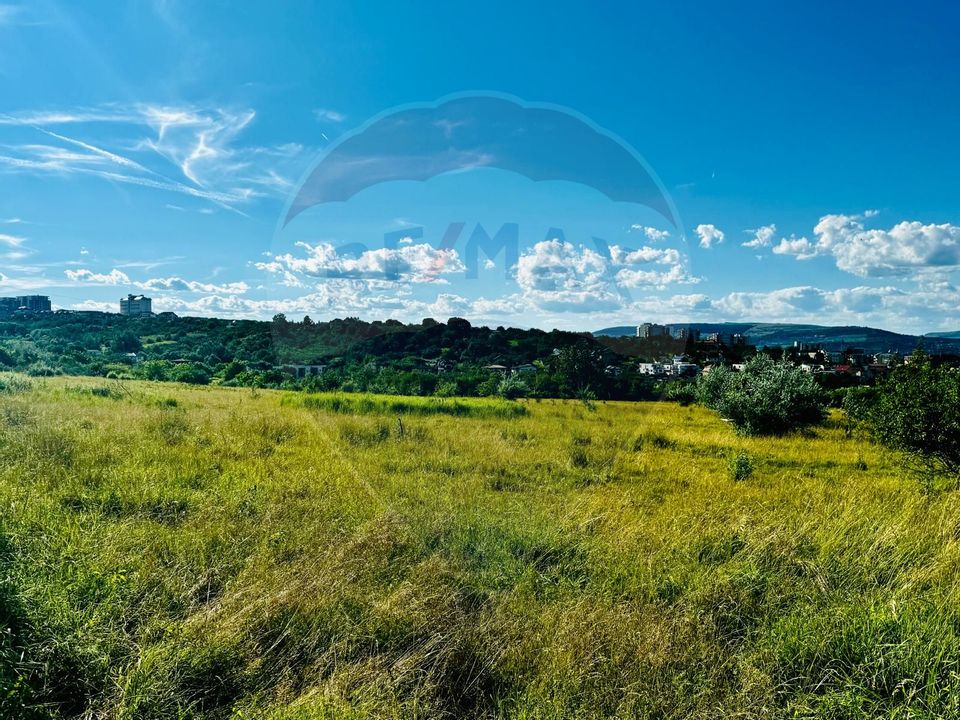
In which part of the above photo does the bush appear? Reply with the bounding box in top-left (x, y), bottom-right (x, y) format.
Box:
top-left (697, 355), bottom-right (826, 436)
top-left (169, 363), bottom-right (212, 385)
top-left (497, 375), bottom-right (529, 400)
top-left (26, 363), bottom-right (61, 377)
top-left (842, 386), bottom-right (877, 422)
top-left (729, 452), bottom-right (754, 482)
top-left (662, 380), bottom-right (696, 406)
top-left (0, 375), bottom-right (31, 394)
top-left (868, 350), bottom-right (960, 481)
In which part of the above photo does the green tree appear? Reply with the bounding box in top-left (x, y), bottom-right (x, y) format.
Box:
top-left (169, 363), bottom-right (212, 385)
top-left (869, 350), bottom-right (960, 483)
top-left (138, 359), bottom-right (173, 381)
top-left (497, 374), bottom-right (529, 399)
top-left (547, 342), bottom-right (607, 398)
top-left (696, 355), bottom-right (825, 435)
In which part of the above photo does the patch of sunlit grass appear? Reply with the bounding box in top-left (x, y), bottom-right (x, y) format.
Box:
top-left (0, 375), bottom-right (955, 718)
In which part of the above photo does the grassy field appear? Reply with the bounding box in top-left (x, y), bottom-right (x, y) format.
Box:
top-left (2, 374), bottom-right (960, 719)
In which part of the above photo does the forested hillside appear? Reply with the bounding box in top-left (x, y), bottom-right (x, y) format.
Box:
top-left (0, 312), bottom-right (661, 399)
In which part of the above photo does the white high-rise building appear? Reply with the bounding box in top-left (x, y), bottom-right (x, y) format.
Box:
top-left (120, 294), bottom-right (153, 316)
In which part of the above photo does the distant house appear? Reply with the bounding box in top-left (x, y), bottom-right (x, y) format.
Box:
top-left (670, 362), bottom-right (700, 378)
top-left (483, 364), bottom-right (508, 373)
top-left (604, 365), bottom-right (622, 377)
top-left (636, 362), bottom-right (665, 376)
top-left (424, 358), bottom-right (454, 374)
top-left (277, 364), bottom-right (326, 379)
top-left (512, 363), bottom-right (537, 374)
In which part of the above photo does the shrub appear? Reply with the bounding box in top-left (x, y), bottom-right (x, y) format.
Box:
top-left (662, 380), bottom-right (696, 406)
top-left (576, 387), bottom-right (597, 411)
top-left (842, 386), bottom-right (877, 424)
top-left (696, 355), bottom-right (826, 436)
top-left (434, 380), bottom-right (458, 398)
top-left (169, 363), bottom-right (212, 385)
top-left (868, 350), bottom-right (960, 482)
top-left (569, 447), bottom-right (589, 468)
top-left (138, 359), bottom-right (174, 381)
top-left (729, 452), bottom-right (754, 482)
top-left (26, 363), bottom-right (61, 377)
top-left (497, 375), bottom-right (529, 400)
top-left (0, 375), bottom-right (32, 395)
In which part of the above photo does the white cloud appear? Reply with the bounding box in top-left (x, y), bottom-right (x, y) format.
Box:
top-left (608, 246), bottom-right (681, 265)
top-left (742, 224), bottom-right (776, 248)
top-left (140, 277), bottom-right (250, 294)
top-left (64, 268), bottom-right (130, 285)
top-left (615, 263), bottom-right (696, 289)
top-left (313, 108), bottom-right (346, 123)
top-left (0, 233), bottom-right (24, 247)
top-left (772, 212), bottom-right (960, 277)
top-left (70, 300), bottom-right (116, 312)
top-left (0, 272), bottom-right (51, 292)
top-left (514, 239), bottom-right (622, 313)
top-left (772, 235), bottom-right (817, 259)
top-left (258, 241), bottom-right (466, 284)
top-left (630, 225), bottom-right (670, 242)
top-left (695, 224), bottom-right (725, 249)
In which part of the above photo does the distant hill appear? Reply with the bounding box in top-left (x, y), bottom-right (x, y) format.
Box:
top-left (595, 322), bottom-right (960, 354)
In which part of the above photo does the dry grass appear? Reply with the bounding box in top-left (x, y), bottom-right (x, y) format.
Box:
top-left (1, 374), bottom-right (958, 719)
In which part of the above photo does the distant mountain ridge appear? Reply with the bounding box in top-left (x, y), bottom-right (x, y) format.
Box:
top-left (594, 322), bottom-right (960, 354)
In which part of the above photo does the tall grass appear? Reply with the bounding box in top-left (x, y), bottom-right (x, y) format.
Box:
top-left (0, 375), bottom-right (958, 718)
top-left (295, 391), bottom-right (528, 419)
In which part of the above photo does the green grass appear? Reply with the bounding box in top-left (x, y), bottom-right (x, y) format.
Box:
top-left (1, 374), bottom-right (959, 718)
top-left (293, 392), bottom-right (528, 419)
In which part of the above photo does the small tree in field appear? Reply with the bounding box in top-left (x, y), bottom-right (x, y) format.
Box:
top-left (696, 354), bottom-right (826, 436)
top-left (869, 350), bottom-right (960, 485)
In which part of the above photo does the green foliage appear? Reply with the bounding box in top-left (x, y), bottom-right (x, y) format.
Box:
top-left (298, 392), bottom-right (527, 419)
top-left (729, 452), bottom-right (754, 481)
top-left (868, 350), bottom-right (960, 482)
top-left (697, 355), bottom-right (826, 435)
top-left (0, 312), bottom-right (677, 401)
top-left (169, 363), bottom-right (212, 385)
top-left (0, 377), bottom-right (958, 718)
top-left (496, 374), bottom-right (529, 400)
top-left (0, 374), bottom-right (32, 394)
top-left (137, 359), bottom-right (174, 381)
top-left (662, 379), bottom-right (696, 406)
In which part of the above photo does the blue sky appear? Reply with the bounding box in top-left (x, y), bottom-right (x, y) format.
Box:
top-left (1, 1), bottom-right (959, 333)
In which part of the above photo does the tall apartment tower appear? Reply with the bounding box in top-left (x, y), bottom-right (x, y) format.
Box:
top-left (120, 294), bottom-right (153, 316)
